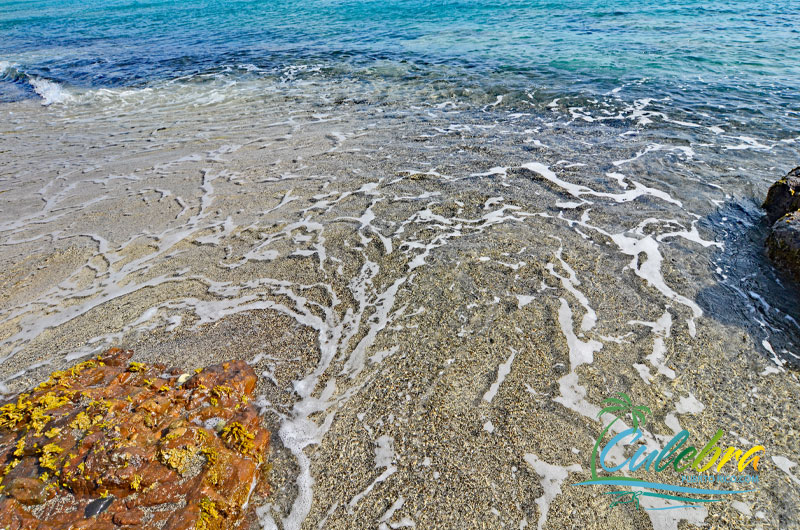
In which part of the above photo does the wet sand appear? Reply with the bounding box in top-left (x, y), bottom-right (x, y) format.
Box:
top-left (0, 85), bottom-right (799, 529)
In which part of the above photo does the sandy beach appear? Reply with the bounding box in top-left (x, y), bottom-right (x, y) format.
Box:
top-left (0, 68), bottom-right (798, 529)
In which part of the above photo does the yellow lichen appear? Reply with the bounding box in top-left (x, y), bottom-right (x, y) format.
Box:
top-left (220, 422), bottom-right (255, 455)
top-left (45, 427), bottom-right (62, 438)
top-left (158, 445), bottom-right (198, 475)
top-left (3, 459), bottom-right (20, 476)
top-left (164, 431), bottom-right (180, 441)
top-left (29, 407), bottom-right (53, 436)
top-left (201, 446), bottom-right (223, 485)
top-left (37, 392), bottom-right (70, 411)
top-left (128, 362), bottom-right (147, 372)
top-left (0, 394), bottom-right (30, 430)
top-left (211, 385), bottom-right (233, 398)
top-left (196, 497), bottom-right (221, 530)
top-left (0, 405), bottom-right (25, 429)
top-left (200, 446), bottom-right (218, 465)
top-left (70, 411), bottom-right (91, 431)
top-left (36, 361), bottom-right (89, 392)
top-left (13, 438), bottom-right (25, 457)
top-left (69, 359), bottom-right (96, 377)
top-left (131, 474), bottom-right (142, 491)
top-left (39, 443), bottom-right (64, 471)
top-left (87, 399), bottom-right (111, 416)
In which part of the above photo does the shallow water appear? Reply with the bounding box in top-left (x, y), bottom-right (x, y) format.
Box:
top-left (1, 1), bottom-right (800, 529)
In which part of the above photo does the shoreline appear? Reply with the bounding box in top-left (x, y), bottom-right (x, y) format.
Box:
top-left (0, 86), bottom-right (798, 529)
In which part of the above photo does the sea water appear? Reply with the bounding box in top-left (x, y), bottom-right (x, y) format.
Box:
top-left (1, 1), bottom-right (799, 529)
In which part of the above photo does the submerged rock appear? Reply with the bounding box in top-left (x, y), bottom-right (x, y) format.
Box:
top-left (763, 167), bottom-right (800, 225)
top-left (763, 167), bottom-right (800, 279)
top-left (767, 211), bottom-right (800, 281)
top-left (0, 348), bottom-right (270, 529)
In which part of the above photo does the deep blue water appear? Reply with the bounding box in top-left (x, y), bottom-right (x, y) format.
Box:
top-left (1, 0), bottom-right (799, 117)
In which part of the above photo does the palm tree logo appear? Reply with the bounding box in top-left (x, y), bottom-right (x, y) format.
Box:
top-left (590, 392), bottom-right (651, 480)
top-left (575, 392), bottom-right (748, 511)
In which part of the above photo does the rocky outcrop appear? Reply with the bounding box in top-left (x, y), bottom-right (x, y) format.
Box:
top-left (767, 211), bottom-right (800, 280)
top-left (764, 167), bottom-right (800, 280)
top-left (0, 348), bottom-right (270, 530)
top-left (763, 167), bottom-right (800, 225)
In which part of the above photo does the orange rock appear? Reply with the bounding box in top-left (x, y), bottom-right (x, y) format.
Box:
top-left (113, 507), bottom-right (144, 526)
top-left (0, 348), bottom-right (270, 529)
top-left (5, 477), bottom-right (46, 505)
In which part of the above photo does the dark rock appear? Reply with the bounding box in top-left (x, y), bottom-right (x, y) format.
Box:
top-left (767, 211), bottom-right (800, 280)
top-left (763, 167), bottom-right (800, 225)
top-left (85, 496), bottom-right (115, 517)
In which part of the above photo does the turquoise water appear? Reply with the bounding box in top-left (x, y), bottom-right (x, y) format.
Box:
top-left (1, 0), bottom-right (800, 356)
top-left (2, 0), bottom-right (799, 125)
